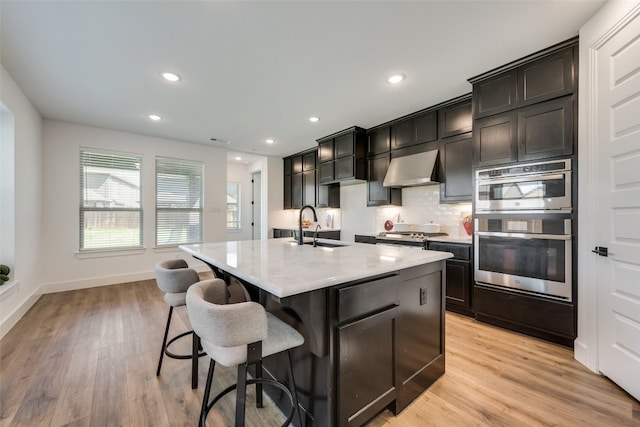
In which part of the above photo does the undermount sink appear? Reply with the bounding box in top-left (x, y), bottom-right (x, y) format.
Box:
top-left (303, 241), bottom-right (350, 248)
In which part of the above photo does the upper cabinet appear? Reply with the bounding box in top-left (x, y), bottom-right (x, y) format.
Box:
top-left (469, 37), bottom-right (577, 167)
top-left (317, 127), bottom-right (367, 184)
top-left (367, 126), bottom-right (391, 156)
top-left (439, 97), bottom-right (472, 138)
top-left (283, 149), bottom-right (319, 209)
top-left (391, 110), bottom-right (437, 150)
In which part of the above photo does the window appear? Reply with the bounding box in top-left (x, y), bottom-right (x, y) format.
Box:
top-left (79, 150), bottom-right (142, 251)
top-left (156, 157), bottom-right (203, 246)
top-left (227, 183), bottom-right (240, 229)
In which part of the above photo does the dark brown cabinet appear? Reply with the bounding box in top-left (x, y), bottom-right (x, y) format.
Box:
top-left (303, 170), bottom-right (316, 207)
top-left (439, 133), bottom-right (473, 202)
top-left (367, 126), bottom-right (391, 155)
top-left (473, 112), bottom-right (518, 167)
top-left (367, 153), bottom-right (401, 207)
top-left (303, 151), bottom-right (316, 171)
top-left (518, 46), bottom-right (575, 107)
top-left (470, 38), bottom-right (577, 167)
top-left (427, 241), bottom-right (473, 316)
top-left (284, 149), bottom-right (318, 209)
top-left (391, 111), bottom-right (437, 150)
top-left (517, 96), bottom-right (574, 162)
top-left (283, 175), bottom-right (292, 209)
top-left (439, 99), bottom-right (472, 138)
top-left (291, 172), bottom-right (303, 208)
top-left (316, 127), bottom-right (366, 185)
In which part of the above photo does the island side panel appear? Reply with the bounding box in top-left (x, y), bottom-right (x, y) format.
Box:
top-left (394, 260), bottom-right (446, 413)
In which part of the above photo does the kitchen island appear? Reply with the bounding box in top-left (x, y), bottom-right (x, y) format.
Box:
top-left (180, 238), bottom-right (452, 427)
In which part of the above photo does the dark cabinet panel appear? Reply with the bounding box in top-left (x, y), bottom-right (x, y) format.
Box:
top-left (367, 153), bottom-right (401, 206)
top-left (440, 133), bottom-right (473, 202)
top-left (303, 170), bottom-right (316, 206)
top-left (284, 157), bottom-right (292, 175)
top-left (473, 71), bottom-right (517, 118)
top-left (283, 175), bottom-right (292, 210)
top-left (303, 151), bottom-right (316, 171)
top-left (334, 133), bottom-right (354, 158)
top-left (318, 162), bottom-right (334, 184)
top-left (518, 47), bottom-right (575, 107)
top-left (391, 111), bottom-right (437, 150)
top-left (337, 308), bottom-right (396, 427)
top-left (291, 155), bottom-right (303, 174)
top-left (444, 259), bottom-right (471, 310)
top-left (334, 156), bottom-right (354, 181)
top-left (291, 173), bottom-right (303, 209)
top-left (318, 140), bottom-right (334, 162)
top-left (439, 99), bottom-right (472, 138)
top-left (517, 96), bottom-right (574, 161)
top-left (473, 112), bottom-right (518, 167)
top-left (368, 126), bottom-right (391, 155)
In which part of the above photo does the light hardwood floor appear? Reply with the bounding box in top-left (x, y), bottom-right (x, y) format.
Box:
top-left (1, 279), bottom-right (638, 427)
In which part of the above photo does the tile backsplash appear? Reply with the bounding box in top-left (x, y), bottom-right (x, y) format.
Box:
top-left (375, 186), bottom-right (471, 237)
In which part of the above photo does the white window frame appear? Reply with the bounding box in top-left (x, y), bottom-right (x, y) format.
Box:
top-left (79, 148), bottom-right (143, 252)
top-left (155, 157), bottom-right (204, 247)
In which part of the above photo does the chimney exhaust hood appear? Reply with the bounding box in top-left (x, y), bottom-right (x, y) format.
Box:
top-left (383, 150), bottom-right (439, 188)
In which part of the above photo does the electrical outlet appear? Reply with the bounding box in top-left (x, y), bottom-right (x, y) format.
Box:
top-left (420, 287), bottom-right (427, 305)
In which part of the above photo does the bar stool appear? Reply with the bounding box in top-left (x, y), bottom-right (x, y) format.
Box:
top-left (186, 279), bottom-right (304, 427)
top-left (155, 259), bottom-right (207, 389)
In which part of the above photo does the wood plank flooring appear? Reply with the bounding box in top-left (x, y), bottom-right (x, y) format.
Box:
top-left (1, 279), bottom-right (638, 426)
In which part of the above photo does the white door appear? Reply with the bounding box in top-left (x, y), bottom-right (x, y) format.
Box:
top-left (595, 5), bottom-right (640, 401)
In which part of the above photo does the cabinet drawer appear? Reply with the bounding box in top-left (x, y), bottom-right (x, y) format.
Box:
top-left (337, 273), bottom-right (400, 323)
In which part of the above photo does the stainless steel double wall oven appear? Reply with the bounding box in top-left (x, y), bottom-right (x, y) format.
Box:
top-left (474, 159), bottom-right (573, 301)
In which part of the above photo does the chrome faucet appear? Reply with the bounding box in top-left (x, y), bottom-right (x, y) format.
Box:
top-left (298, 205), bottom-right (318, 245)
top-left (313, 224), bottom-right (322, 247)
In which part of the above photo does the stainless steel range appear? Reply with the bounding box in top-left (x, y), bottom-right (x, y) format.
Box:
top-left (376, 231), bottom-right (449, 249)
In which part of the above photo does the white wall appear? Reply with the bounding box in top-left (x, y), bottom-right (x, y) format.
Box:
top-left (227, 162), bottom-right (253, 241)
top-left (0, 63), bottom-right (43, 338)
top-left (40, 120), bottom-right (228, 292)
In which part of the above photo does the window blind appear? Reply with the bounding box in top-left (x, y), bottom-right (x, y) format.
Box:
top-left (156, 157), bottom-right (204, 246)
top-left (79, 150), bottom-right (143, 250)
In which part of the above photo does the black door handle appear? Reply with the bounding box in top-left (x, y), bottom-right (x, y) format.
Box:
top-left (592, 246), bottom-right (608, 257)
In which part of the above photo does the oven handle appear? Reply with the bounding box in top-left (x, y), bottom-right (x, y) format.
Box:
top-left (476, 231), bottom-right (572, 240)
top-left (476, 173), bottom-right (566, 186)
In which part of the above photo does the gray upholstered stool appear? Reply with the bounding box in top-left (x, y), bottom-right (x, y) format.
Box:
top-left (155, 259), bottom-right (206, 389)
top-left (186, 279), bottom-right (305, 427)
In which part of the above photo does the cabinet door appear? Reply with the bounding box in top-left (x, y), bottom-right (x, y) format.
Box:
top-left (334, 133), bottom-right (354, 158)
top-left (473, 70), bottom-right (517, 118)
top-left (303, 151), bottom-right (316, 171)
top-left (334, 156), bottom-right (354, 180)
top-left (517, 96), bottom-right (574, 162)
top-left (283, 175), bottom-right (292, 209)
top-left (291, 173), bottom-right (303, 209)
top-left (439, 99), bottom-right (472, 138)
top-left (367, 153), bottom-right (401, 206)
top-left (318, 140), bottom-right (334, 162)
top-left (391, 118), bottom-right (414, 150)
top-left (518, 47), bottom-right (575, 107)
top-left (445, 259), bottom-right (471, 309)
top-left (337, 308), bottom-right (396, 427)
top-left (291, 155), bottom-right (303, 174)
top-left (303, 170), bottom-right (316, 206)
top-left (440, 133), bottom-right (473, 202)
top-left (318, 161), bottom-right (334, 183)
top-left (367, 126), bottom-right (391, 155)
top-left (473, 112), bottom-right (517, 167)
top-left (284, 157), bottom-right (292, 175)
top-left (414, 111), bottom-right (438, 144)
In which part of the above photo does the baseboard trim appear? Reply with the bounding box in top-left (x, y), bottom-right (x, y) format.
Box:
top-left (0, 287), bottom-right (41, 340)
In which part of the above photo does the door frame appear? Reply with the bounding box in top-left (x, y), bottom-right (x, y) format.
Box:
top-left (576, 0), bottom-right (640, 372)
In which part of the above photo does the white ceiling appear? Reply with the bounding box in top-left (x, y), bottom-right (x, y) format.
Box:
top-left (0, 0), bottom-right (606, 159)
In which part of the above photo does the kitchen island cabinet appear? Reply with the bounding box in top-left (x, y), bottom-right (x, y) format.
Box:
top-left (180, 240), bottom-right (450, 426)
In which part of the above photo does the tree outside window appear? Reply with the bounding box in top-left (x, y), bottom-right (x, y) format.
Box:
top-left (227, 183), bottom-right (240, 229)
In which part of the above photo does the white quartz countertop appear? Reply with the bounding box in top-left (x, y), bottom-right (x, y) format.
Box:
top-left (180, 238), bottom-right (451, 298)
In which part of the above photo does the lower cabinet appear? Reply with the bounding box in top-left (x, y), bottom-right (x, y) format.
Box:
top-left (428, 241), bottom-right (473, 316)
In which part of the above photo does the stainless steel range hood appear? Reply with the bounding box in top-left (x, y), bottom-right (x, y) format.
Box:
top-left (383, 150), bottom-right (439, 187)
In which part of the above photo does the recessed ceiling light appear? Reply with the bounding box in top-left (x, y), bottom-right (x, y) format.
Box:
top-left (148, 114), bottom-right (162, 121)
top-left (265, 139), bottom-right (275, 144)
top-left (309, 117), bottom-right (320, 123)
top-left (387, 74), bottom-right (405, 84)
top-left (235, 156), bottom-right (242, 161)
top-left (161, 72), bottom-right (181, 82)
